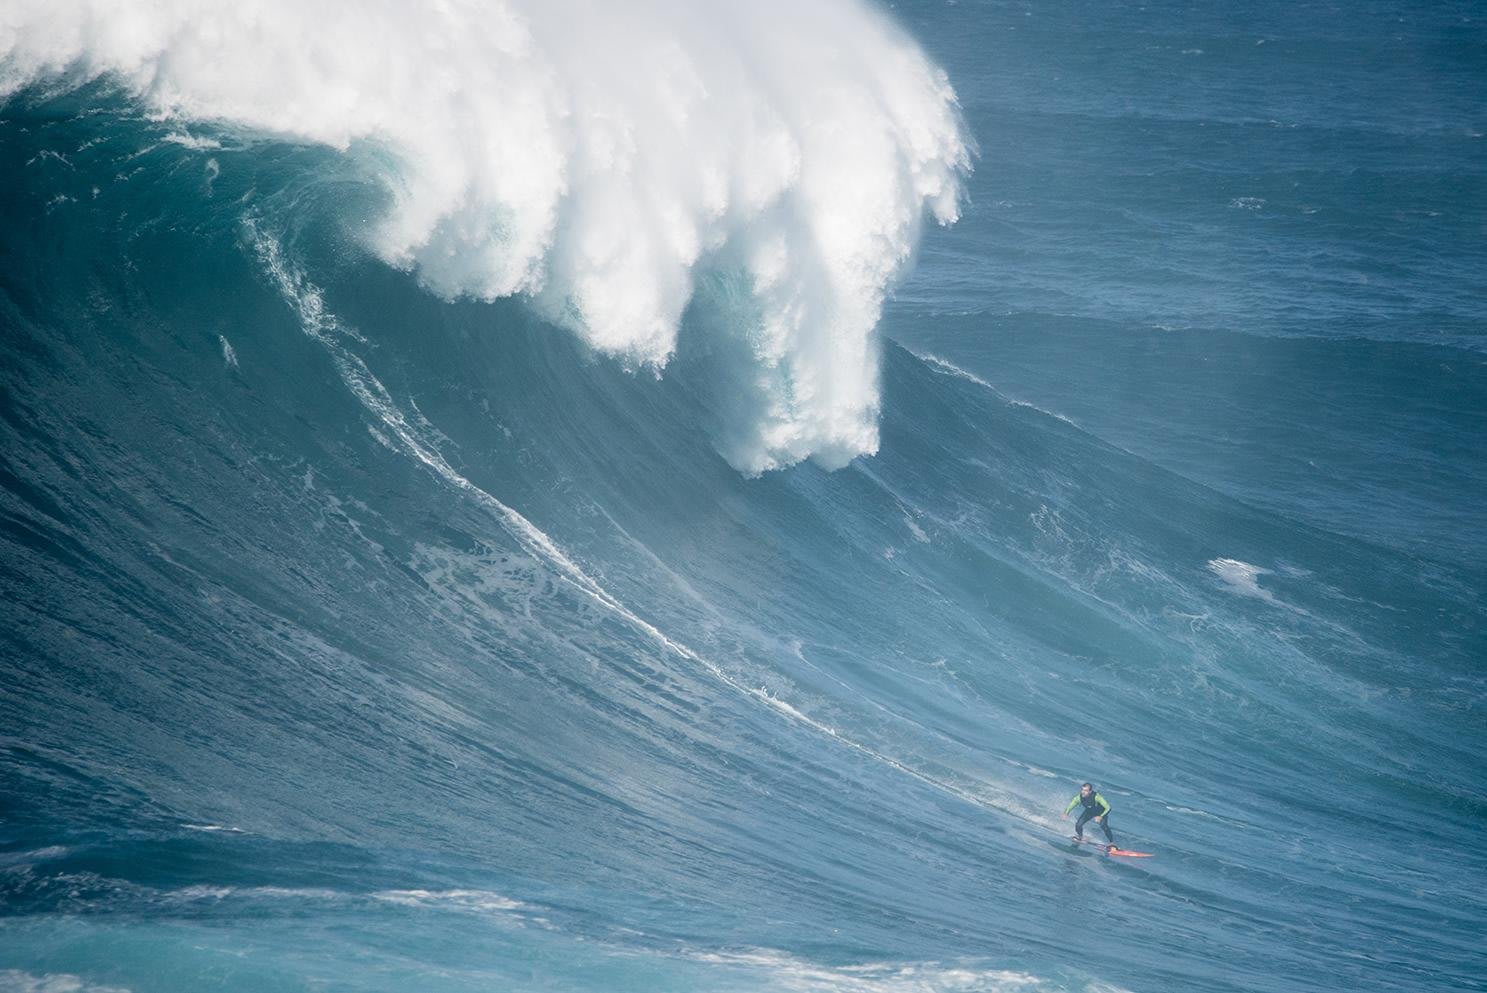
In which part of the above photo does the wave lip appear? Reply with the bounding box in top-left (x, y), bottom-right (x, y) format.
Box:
top-left (1, 0), bottom-right (972, 472)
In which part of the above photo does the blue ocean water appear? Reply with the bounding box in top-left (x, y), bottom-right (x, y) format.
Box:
top-left (2, 2), bottom-right (1484, 993)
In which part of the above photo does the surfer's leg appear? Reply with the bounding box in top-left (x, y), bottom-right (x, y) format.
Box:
top-left (1098, 816), bottom-right (1114, 844)
top-left (1074, 809), bottom-right (1093, 839)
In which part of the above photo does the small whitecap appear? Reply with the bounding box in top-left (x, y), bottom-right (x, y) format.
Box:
top-left (1207, 557), bottom-right (1277, 604)
top-left (676, 947), bottom-right (1098, 993)
top-left (0, 971), bottom-right (133, 993)
top-left (372, 889), bottom-right (527, 915)
top-left (163, 132), bottom-right (223, 151)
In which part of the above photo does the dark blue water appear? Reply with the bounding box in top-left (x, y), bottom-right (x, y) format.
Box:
top-left (890, 0), bottom-right (1487, 568)
top-left (3, 2), bottom-right (1485, 992)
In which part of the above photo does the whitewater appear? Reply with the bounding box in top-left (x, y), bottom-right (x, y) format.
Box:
top-left (2, 1), bottom-right (1484, 992)
top-left (2, 0), bottom-right (969, 473)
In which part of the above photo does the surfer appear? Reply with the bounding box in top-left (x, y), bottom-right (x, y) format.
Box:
top-left (1063, 782), bottom-right (1116, 850)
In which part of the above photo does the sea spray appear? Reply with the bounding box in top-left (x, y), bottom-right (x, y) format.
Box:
top-left (0, 0), bottom-right (971, 472)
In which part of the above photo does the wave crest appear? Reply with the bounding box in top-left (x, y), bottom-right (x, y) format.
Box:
top-left (1, 0), bottom-right (971, 472)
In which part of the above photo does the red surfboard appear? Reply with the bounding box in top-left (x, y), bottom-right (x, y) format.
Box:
top-left (1072, 837), bottom-right (1154, 858)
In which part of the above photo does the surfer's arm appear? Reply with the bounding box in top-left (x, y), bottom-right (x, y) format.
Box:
top-left (1094, 794), bottom-right (1111, 817)
top-left (1063, 797), bottom-right (1079, 815)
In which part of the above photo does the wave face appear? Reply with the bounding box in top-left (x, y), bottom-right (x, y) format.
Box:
top-left (2, 2), bottom-right (1485, 993)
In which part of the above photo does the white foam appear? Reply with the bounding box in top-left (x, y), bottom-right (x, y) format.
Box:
top-left (681, 949), bottom-right (1129, 993)
top-left (904, 515), bottom-right (930, 543)
top-left (12, 845), bottom-right (68, 859)
top-left (915, 351), bottom-right (994, 389)
top-left (0, 0), bottom-right (970, 473)
top-left (1165, 804), bottom-right (1214, 817)
top-left (162, 132), bottom-right (221, 151)
top-left (1205, 557), bottom-right (1277, 604)
top-left (0, 973), bottom-right (131, 993)
top-left (372, 889), bottom-right (526, 914)
top-left (164, 884), bottom-right (342, 903)
top-left (915, 352), bottom-right (1077, 426)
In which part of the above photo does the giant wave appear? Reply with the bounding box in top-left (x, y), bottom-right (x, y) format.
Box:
top-left (2, 0), bottom-right (970, 472)
top-left (3, 3), bottom-right (1486, 993)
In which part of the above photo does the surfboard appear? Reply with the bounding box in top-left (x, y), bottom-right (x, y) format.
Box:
top-left (1070, 837), bottom-right (1154, 858)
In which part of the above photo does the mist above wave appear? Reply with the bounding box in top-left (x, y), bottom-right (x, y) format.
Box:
top-left (1, 0), bottom-right (970, 472)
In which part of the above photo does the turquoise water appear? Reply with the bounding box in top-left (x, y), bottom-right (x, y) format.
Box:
top-left (2, 2), bottom-right (1484, 992)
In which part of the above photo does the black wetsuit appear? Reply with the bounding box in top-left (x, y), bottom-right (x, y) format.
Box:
top-left (1066, 791), bottom-right (1116, 845)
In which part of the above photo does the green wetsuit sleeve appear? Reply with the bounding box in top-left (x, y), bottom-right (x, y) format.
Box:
top-left (1094, 793), bottom-right (1111, 816)
top-left (1063, 796), bottom-right (1080, 815)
